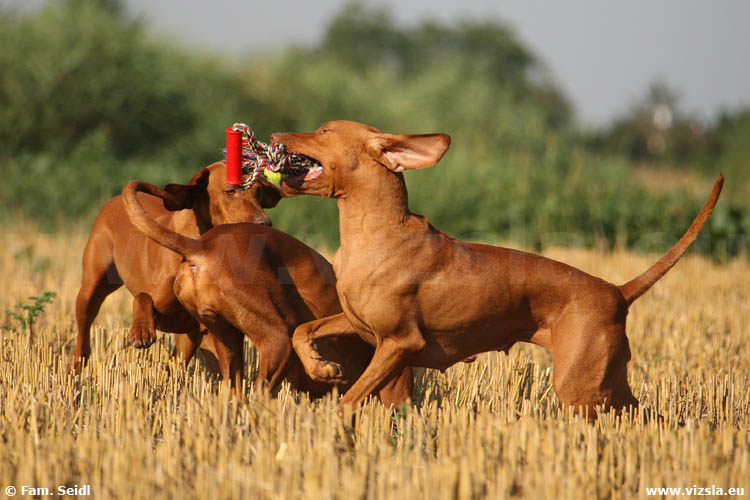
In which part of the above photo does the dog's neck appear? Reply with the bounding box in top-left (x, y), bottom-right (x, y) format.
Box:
top-left (337, 168), bottom-right (412, 242)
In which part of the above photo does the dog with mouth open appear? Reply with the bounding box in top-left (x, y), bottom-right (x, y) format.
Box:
top-left (272, 120), bottom-right (722, 417)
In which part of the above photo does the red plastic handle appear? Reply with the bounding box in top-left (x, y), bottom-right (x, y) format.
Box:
top-left (225, 127), bottom-right (243, 185)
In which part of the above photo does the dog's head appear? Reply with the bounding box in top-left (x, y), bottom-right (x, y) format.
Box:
top-left (271, 121), bottom-right (450, 198)
top-left (163, 162), bottom-right (281, 227)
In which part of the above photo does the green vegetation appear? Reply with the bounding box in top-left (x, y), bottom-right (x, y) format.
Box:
top-left (2, 291), bottom-right (56, 335)
top-left (0, 0), bottom-right (746, 258)
top-left (589, 82), bottom-right (750, 203)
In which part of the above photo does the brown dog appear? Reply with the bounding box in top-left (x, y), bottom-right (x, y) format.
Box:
top-left (72, 162), bottom-right (281, 370)
top-left (121, 179), bottom-right (413, 406)
top-left (272, 120), bottom-right (723, 416)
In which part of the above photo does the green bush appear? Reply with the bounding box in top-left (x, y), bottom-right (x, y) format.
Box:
top-left (0, 0), bottom-right (745, 259)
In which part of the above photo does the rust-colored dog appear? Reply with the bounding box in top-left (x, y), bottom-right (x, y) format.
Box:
top-left (121, 179), bottom-right (413, 406)
top-left (72, 162), bottom-right (280, 370)
top-left (273, 120), bottom-right (723, 416)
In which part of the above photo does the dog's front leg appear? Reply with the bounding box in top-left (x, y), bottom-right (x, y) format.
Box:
top-left (339, 331), bottom-right (425, 409)
top-left (292, 312), bottom-right (361, 383)
top-left (130, 293), bottom-right (159, 348)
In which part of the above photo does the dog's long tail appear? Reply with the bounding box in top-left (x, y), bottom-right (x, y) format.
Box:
top-left (618, 174), bottom-right (723, 305)
top-left (122, 180), bottom-right (202, 258)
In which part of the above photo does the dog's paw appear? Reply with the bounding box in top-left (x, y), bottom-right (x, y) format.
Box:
top-left (307, 359), bottom-right (345, 384)
top-left (68, 353), bottom-right (88, 374)
top-left (295, 340), bottom-right (345, 383)
top-left (130, 320), bottom-right (157, 349)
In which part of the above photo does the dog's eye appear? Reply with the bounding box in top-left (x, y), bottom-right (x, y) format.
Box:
top-left (224, 189), bottom-right (237, 195)
top-left (319, 128), bottom-right (330, 134)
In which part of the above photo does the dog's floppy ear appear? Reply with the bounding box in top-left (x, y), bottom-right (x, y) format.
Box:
top-left (368, 133), bottom-right (451, 172)
top-left (257, 180), bottom-right (283, 208)
top-left (162, 168), bottom-right (210, 211)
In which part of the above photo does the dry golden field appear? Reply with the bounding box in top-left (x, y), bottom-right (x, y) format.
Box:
top-left (1, 225), bottom-right (748, 499)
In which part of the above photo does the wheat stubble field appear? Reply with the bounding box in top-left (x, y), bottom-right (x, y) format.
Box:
top-left (0, 226), bottom-right (748, 499)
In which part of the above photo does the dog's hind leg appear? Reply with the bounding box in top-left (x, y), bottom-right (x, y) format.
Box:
top-left (551, 311), bottom-right (638, 418)
top-left (254, 328), bottom-right (296, 393)
top-left (207, 326), bottom-right (246, 400)
top-left (171, 330), bottom-right (207, 367)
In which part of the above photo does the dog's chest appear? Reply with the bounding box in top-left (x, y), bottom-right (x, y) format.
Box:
top-left (333, 247), bottom-right (402, 292)
top-left (333, 248), bottom-right (416, 332)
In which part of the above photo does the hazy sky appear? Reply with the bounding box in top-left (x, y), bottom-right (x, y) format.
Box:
top-left (5, 0), bottom-right (749, 125)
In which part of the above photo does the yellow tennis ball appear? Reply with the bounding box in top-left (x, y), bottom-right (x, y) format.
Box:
top-left (263, 169), bottom-right (284, 188)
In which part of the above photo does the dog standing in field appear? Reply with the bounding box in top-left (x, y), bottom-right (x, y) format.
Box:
top-left (121, 179), bottom-right (413, 405)
top-left (273, 120), bottom-right (723, 416)
top-left (72, 162), bottom-right (281, 371)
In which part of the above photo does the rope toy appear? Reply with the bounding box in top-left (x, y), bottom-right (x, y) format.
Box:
top-left (224, 123), bottom-right (314, 189)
